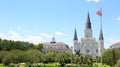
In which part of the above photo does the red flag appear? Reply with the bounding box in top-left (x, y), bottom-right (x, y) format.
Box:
top-left (96, 9), bottom-right (102, 16)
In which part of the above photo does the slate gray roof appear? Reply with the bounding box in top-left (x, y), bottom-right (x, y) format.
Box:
top-left (99, 29), bottom-right (104, 40)
top-left (86, 12), bottom-right (91, 29)
top-left (73, 29), bottom-right (78, 40)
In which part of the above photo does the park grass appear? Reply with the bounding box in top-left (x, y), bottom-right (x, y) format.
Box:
top-left (0, 64), bottom-right (5, 67)
top-left (0, 63), bottom-right (110, 67)
top-left (94, 63), bottom-right (110, 67)
top-left (37, 63), bottom-right (59, 67)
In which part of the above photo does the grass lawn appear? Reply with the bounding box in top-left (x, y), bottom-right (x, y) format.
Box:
top-left (39, 63), bottom-right (56, 67)
top-left (0, 64), bottom-right (5, 67)
top-left (94, 63), bottom-right (110, 67)
top-left (0, 63), bottom-right (110, 67)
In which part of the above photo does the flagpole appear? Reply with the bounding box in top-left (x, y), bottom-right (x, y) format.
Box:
top-left (96, 8), bottom-right (103, 67)
top-left (100, 8), bottom-right (102, 67)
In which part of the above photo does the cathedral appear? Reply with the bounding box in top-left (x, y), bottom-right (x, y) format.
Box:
top-left (73, 12), bottom-right (104, 58)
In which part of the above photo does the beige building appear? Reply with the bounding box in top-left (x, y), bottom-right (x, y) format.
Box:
top-left (110, 42), bottom-right (120, 49)
top-left (42, 36), bottom-right (72, 54)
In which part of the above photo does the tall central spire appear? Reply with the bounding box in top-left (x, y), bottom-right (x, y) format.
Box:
top-left (84, 12), bottom-right (93, 38)
top-left (86, 12), bottom-right (91, 29)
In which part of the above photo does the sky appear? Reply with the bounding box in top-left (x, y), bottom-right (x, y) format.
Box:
top-left (0, 0), bottom-right (120, 49)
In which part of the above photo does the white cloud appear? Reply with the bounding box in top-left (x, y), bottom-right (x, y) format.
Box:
top-left (105, 38), bottom-right (120, 49)
top-left (40, 33), bottom-right (52, 38)
top-left (55, 32), bottom-right (64, 36)
top-left (0, 33), bottom-right (6, 38)
top-left (0, 30), bottom-right (44, 44)
top-left (9, 30), bottom-right (23, 41)
top-left (108, 38), bottom-right (120, 44)
top-left (0, 30), bottom-right (66, 44)
top-left (117, 17), bottom-right (120, 21)
top-left (86, 0), bottom-right (101, 3)
top-left (26, 35), bottom-right (44, 44)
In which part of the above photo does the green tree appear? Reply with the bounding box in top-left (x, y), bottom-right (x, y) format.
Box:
top-left (2, 51), bottom-right (13, 65)
top-left (0, 39), bottom-right (35, 51)
top-left (44, 51), bottom-right (56, 63)
top-left (34, 43), bottom-right (43, 51)
top-left (10, 49), bottom-right (25, 63)
top-left (115, 59), bottom-right (120, 67)
top-left (25, 49), bottom-right (42, 63)
top-left (102, 49), bottom-right (114, 67)
top-left (102, 49), bottom-right (120, 67)
top-left (0, 51), bottom-right (9, 63)
top-left (57, 53), bottom-right (71, 67)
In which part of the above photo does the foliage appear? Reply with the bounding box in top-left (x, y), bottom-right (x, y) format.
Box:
top-left (102, 49), bottom-right (120, 67)
top-left (41, 51), bottom-right (56, 64)
top-left (24, 49), bottom-right (42, 63)
top-left (56, 53), bottom-right (71, 66)
top-left (0, 39), bottom-right (43, 51)
top-left (2, 52), bottom-right (13, 65)
top-left (0, 51), bottom-right (9, 63)
top-left (115, 59), bottom-right (120, 67)
top-left (1, 49), bottom-right (42, 65)
top-left (34, 43), bottom-right (43, 51)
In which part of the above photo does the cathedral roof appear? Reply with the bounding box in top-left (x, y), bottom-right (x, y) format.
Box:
top-left (86, 12), bottom-right (91, 29)
top-left (73, 28), bottom-right (78, 40)
top-left (99, 29), bottom-right (104, 40)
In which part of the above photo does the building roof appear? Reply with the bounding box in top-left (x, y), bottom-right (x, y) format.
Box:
top-left (42, 42), bottom-right (66, 46)
top-left (42, 36), bottom-right (69, 48)
top-left (110, 42), bottom-right (120, 48)
top-left (42, 42), bottom-right (69, 49)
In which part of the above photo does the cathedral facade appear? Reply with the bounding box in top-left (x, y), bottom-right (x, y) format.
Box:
top-left (73, 12), bottom-right (104, 58)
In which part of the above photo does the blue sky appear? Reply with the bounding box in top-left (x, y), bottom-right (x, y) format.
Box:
top-left (0, 0), bottom-right (120, 49)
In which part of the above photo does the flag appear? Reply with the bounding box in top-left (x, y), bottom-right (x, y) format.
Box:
top-left (96, 9), bottom-right (102, 16)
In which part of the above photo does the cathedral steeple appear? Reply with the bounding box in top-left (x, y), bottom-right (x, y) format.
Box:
top-left (99, 29), bottom-right (104, 40)
top-left (84, 12), bottom-right (93, 38)
top-left (86, 12), bottom-right (91, 29)
top-left (73, 28), bottom-right (78, 40)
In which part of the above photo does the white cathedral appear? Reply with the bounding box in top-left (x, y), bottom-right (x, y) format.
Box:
top-left (73, 12), bottom-right (104, 58)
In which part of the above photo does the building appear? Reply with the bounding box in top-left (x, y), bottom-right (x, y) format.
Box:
top-left (42, 36), bottom-right (72, 54)
top-left (73, 12), bottom-right (104, 58)
top-left (110, 42), bottom-right (120, 49)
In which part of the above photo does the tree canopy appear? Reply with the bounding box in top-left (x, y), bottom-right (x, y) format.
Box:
top-left (102, 49), bottom-right (120, 67)
top-left (0, 38), bottom-right (43, 51)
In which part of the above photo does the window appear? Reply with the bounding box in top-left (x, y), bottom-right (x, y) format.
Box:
top-left (82, 43), bottom-right (84, 46)
top-left (96, 49), bottom-right (98, 53)
top-left (56, 46), bottom-right (58, 49)
top-left (87, 49), bottom-right (89, 53)
top-left (46, 46), bottom-right (48, 48)
top-left (63, 46), bottom-right (64, 49)
top-left (74, 49), bottom-right (76, 52)
top-left (92, 43), bottom-right (94, 46)
top-left (56, 51), bottom-right (58, 53)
